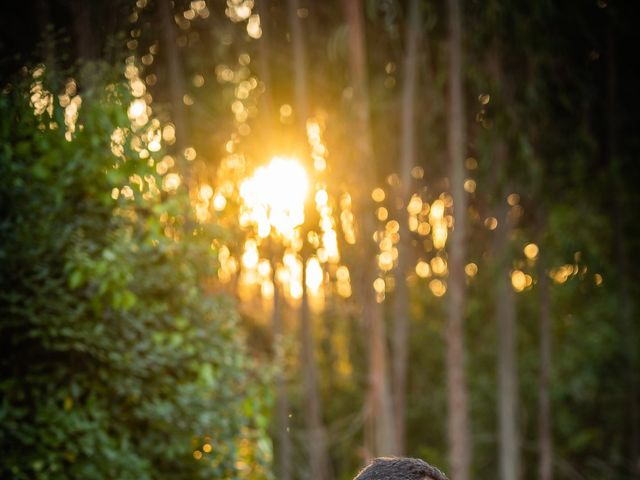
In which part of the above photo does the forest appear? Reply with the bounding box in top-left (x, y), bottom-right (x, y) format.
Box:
top-left (1, 0), bottom-right (639, 479)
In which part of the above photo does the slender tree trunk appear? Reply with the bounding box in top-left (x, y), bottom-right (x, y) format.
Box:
top-left (342, 0), bottom-right (397, 458)
top-left (72, 0), bottom-right (97, 62)
top-left (300, 259), bottom-right (331, 479)
top-left (287, 0), bottom-right (309, 123)
top-left (392, 0), bottom-right (421, 455)
top-left (495, 177), bottom-right (519, 480)
top-left (364, 256), bottom-right (397, 457)
top-left (287, 2), bottom-right (331, 477)
top-left (446, 0), bottom-right (472, 478)
top-left (537, 241), bottom-right (553, 480)
top-left (606, 27), bottom-right (639, 476)
top-left (158, 0), bottom-right (190, 182)
top-left (71, 0), bottom-right (99, 87)
top-left (35, 0), bottom-right (56, 69)
top-left (272, 255), bottom-right (292, 480)
top-left (255, 0), bottom-right (274, 127)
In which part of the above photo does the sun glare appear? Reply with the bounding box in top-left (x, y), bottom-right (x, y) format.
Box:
top-left (239, 156), bottom-right (309, 239)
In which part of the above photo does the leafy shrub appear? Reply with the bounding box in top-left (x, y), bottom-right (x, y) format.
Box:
top-left (0, 65), bottom-right (272, 479)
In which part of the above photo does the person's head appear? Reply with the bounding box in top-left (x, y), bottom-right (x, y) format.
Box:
top-left (353, 457), bottom-right (448, 480)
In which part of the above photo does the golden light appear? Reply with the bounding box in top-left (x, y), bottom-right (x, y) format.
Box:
top-left (431, 256), bottom-right (447, 276)
top-left (128, 99), bottom-right (147, 125)
top-left (372, 188), bottom-right (386, 203)
top-left (199, 184), bottom-right (214, 200)
top-left (463, 179), bottom-right (476, 193)
top-left (184, 147), bottom-right (197, 161)
top-left (524, 243), bottom-right (539, 260)
top-left (429, 279), bottom-right (446, 297)
top-left (416, 260), bottom-right (431, 278)
top-left (239, 156), bottom-right (309, 239)
top-left (307, 118), bottom-right (328, 172)
top-left (511, 270), bottom-right (527, 292)
top-left (247, 14), bottom-right (262, 38)
top-left (507, 193), bottom-right (520, 206)
top-left (378, 251), bottom-right (394, 271)
top-left (417, 222), bottom-right (430, 236)
top-left (261, 280), bottom-right (274, 299)
top-left (283, 252), bottom-right (304, 300)
top-left (484, 217), bottom-right (498, 230)
top-left (466, 157), bottom-right (478, 170)
top-left (305, 257), bottom-right (324, 293)
top-left (322, 230), bottom-right (340, 263)
top-left (279, 104), bottom-right (293, 117)
top-left (430, 199), bottom-right (445, 220)
top-left (162, 173), bottom-right (181, 192)
top-left (407, 194), bottom-right (423, 215)
top-left (162, 124), bottom-right (176, 143)
top-left (336, 265), bottom-right (352, 298)
top-left (550, 264), bottom-right (575, 284)
top-left (432, 223), bottom-right (448, 249)
top-left (315, 189), bottom-right (328, 207)
top-left (385, 220), bottom-right (400, 234)
top-left (411, 166), bottom-right (424, 179)
top-left (465, 262), bottom-right (478, 277)
top-left (213, 193), bottom-right (227, 211)
top-left (241, 240), bottom-right (259, 269)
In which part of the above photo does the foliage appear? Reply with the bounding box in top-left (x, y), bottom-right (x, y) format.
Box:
top-left (1, 0), bottom-right (639, 478)
top-left (0, 65), bottom-right (272, 479)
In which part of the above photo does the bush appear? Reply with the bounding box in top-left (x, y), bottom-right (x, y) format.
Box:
top-left (0, 64), bottom-right (272, 479)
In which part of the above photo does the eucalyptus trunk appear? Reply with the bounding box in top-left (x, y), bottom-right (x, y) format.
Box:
top-left (272, 258), bottom-right (292, 480)
top-left (446, 0), bottom-right (472, 478)
top-left (495, 178), bottom-right (519, 480)
top-left (537, 243), bottom-right (553, 480)
top-left (342, 0), bottom-right (397, 458)
top-left (158, 0), bottom-right (189, 180)
top-left (392, 0), bottom-right (421, 454)
top-left (606, 27), bottom-right (639, 475)
top-left (255, 0), bottom-right (274, 125)
top-left (288, 0), bottom-right (331, 476)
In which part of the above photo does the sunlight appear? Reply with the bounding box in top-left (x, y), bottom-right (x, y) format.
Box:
top-left (239, 156), bottom-right (309, 239)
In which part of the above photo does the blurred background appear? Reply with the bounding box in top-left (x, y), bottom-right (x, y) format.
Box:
top-left (1, 0), bottom-right (639, 479)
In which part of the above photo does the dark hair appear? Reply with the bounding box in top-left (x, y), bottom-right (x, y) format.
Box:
top-left (353, 457), bottom-right (448, 480)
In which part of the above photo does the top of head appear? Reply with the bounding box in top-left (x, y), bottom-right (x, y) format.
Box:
top-left (353, 457), bottom-right (448, 480)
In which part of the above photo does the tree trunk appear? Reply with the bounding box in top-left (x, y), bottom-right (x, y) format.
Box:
top-left (272, 256), bottom-right (292, 480)
top-left (72, 0), bottom-right (97, 62)
top-left (287, 0), bottom-right (309, 124)
top-left (158, 0), bottom-right (190, 183)
top-left (391, 0), bottom-right (420, 455)
top-left (495, 178), bottom-right (519, 480)
top-left (288, 1), bottom-right (331, 477)
top-left (537, 243), bottom-right (553, 480)
top-left (255, 0), bottom-right (274, 126)
top-left (445, 0), bottom-right (472, 478)
top-left (35, 0), bottom-right (56, 69)
top-left (342, 0), bottom-right (397, 458)
top-left (71, 0), bottom-right (99, 87)
top-left (300, 259), bottom-right (331, 479)
top-left (606, 27), bottom-right (639, 476)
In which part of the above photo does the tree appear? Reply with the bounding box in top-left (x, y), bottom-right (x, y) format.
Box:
top-left (445, 0), bottom-right (472, 478)
top-left (392, 0), bottom-right (421, 454)
top-left (342, 0), bottom-right (397, 459)
top-left (287, 0), bottom-right (332, 477)
top-left (158, 0), bottom-right (190, 180)
top-left (0, 64), bottom-right (272, 480)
